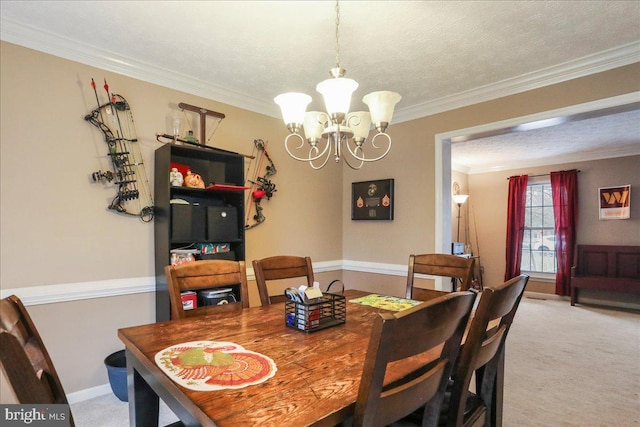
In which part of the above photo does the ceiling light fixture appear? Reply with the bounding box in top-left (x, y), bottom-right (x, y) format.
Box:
top-left (274, 0), bottom-right (401, 170)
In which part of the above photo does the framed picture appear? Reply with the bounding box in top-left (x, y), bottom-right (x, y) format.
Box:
top-left (352, 179), bottom-right (394, 220)
top-left (598, 184), bottom-right (630, 220)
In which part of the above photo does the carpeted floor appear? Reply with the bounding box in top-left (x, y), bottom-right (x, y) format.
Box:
top-left (503, 297), bottom-right (639, 427)
top-left (70, 297), bottom-right (640, 426)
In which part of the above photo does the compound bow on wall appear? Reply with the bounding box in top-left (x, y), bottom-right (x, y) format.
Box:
top-left (245, 139), bottom-right (277, 229)
top-left (84, 78), bottom-right (154, 222)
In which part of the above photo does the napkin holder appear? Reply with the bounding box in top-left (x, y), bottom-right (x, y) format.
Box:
top-left (284, 290), bottom-right (346, 333)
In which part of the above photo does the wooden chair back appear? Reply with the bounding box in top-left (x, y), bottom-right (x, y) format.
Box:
top-left (252, 255), bottom-right (314, 305)
top-left (165, 260), bottom-right (249, 319)
top-left (0, 295), bottom-right (75, 425)
top-left (354, 291), bottom-right (477, 427)
top-left (443, 274), bottom-right (529, 427)
top-left (406, 253), bottom-right (475, 298)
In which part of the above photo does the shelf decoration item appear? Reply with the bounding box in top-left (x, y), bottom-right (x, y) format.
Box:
top-left (169, 168), bottom-right (184, 187)
top-left (184, 170), bottom-right (205, 189)
top-left (170, 249), bottom-right (198, 266)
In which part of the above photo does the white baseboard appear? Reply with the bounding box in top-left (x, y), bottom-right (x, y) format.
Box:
top-left (67, 383), bottom-right (112, 405)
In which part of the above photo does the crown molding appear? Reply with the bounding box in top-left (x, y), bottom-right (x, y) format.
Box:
top-left (2, 18), bottom-right (638, 122)
top-left (0, 18), bottom-right (276, 117)
top-left (394, 42), bottom-right (640, 123)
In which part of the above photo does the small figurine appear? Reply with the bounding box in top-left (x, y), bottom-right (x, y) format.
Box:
top-left (184, 170), bottom-right (205, 189)
top-left (170, 168), bottom-right (184, 186)
top-left (185, 130), bottom-right (199, 144)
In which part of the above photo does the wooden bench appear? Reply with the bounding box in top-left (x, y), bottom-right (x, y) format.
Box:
top-left (570, 245), bottom-right (640, 306)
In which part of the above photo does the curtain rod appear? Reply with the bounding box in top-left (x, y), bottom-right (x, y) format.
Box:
top-left (507, 170), bottom-right (580, 180)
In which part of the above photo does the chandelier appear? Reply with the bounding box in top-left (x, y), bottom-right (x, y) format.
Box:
top-left (274, 1), bottom-right (401, 170)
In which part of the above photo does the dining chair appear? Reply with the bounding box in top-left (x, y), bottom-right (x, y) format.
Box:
top-left (0, 295), bottom-right (75, 426)
top-left (252, 255), bottom-right (315, 305)
top-left (165, 259), bottom-right (249, 319)
top-left (440, 274), bottom-right (530, 427)
top-left (406, 254), bottom-right (476, 299)
top-left (354, 291), bottom-right (477, 427)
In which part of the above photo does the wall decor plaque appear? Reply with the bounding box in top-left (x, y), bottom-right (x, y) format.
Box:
top-left (598, 184), bottom-right (630, 220)
top-left (352, 179), bottom-right (394, 220)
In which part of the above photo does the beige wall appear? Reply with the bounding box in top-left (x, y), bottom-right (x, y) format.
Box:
top-left (1, 40), bottom-right (639, 399)
top-left (0, 42), bottom-right (342, 289)
top-left (0, 41), bottom-right (342, 400)
top-left (341, 63), bottom-right (640, 298)
top-left (342, 62), bottom-right (640, 267)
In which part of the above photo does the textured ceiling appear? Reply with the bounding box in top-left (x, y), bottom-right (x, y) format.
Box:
top-left (1, 1), bottom-right (639, 172)
top-left (451, 108), bottom-right (640, 173)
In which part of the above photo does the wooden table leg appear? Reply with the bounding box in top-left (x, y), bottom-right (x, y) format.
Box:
top-left (126, 349), bottom-right (160, 427)
top-left (492, 346), bottom-right (505, 427)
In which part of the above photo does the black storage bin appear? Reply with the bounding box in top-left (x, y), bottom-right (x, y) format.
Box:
top-left (207, 206), bottom-right (239, 241)
top-left (171, 203), bottom-right (206, 241)
top-left (171, 204), bottom-right (192, 241)
top-left (198, 251), bottom-right (236, 261)
top-left (191, 204), bottom-right (206, 241)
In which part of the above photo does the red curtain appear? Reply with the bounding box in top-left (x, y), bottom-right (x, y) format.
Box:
top-left (550, 169), bottom-right (579, 296)
top-left (505, 175), bottom-right (528, 280)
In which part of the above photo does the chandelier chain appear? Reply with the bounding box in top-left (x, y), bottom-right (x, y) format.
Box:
top-left (335, 0), bottom-right (340, 68)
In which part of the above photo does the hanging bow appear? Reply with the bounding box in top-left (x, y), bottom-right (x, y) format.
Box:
top-left (245, 139), bottom-right (277, 229)
top-left (84, 78), bottom-right (154, 222)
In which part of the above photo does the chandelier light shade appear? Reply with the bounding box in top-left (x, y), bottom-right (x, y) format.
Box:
top-left (316, 76), bottom-right (358, 117)
top-left (273, 93), bottom-right (312, 132)
top-left (274, 1), bottom-right (401, 170)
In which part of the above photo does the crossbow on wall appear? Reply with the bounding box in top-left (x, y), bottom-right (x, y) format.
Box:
top-left (84, 78), bottom-right (154, 222)
top-left (245, 139), bottom-right (277, 229)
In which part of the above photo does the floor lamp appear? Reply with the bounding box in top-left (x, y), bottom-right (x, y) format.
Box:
top-left (452, 194), bottom-right (469, 243)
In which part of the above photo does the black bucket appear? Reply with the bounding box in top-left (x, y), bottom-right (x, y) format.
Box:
top-left (104, 350), bottom-right (127, 402)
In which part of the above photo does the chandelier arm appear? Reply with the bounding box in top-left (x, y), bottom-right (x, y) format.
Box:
top-left (339, 134), bottom-right (362, 169)
top-left (342, 149), bottom-right (364, 169)
top-left (345, 132), bottom-right (392, 162)
top-left (284, 133), bottom-right (332, 162)
top-left (310, 147), bottom-right (332, 169)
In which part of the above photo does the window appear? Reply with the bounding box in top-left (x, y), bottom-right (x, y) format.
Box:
top-left (521, 181), bottom-right (557, 274)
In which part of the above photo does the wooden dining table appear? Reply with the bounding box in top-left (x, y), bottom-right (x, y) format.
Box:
top-left (118, 289), bottom-right (505, 427)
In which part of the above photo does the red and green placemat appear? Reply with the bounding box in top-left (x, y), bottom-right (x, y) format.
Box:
top-left (155, 341), bottom-right (277, 391)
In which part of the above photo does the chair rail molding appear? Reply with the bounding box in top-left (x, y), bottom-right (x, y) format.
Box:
top-left (0, 258), bottom-right (474, 306)
top-left (0, 260), bottom-right (345, 306)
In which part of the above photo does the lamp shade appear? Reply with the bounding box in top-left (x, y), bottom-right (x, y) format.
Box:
top-left (274, 92), bottom-right (312, 125)
top-left (303, 111), bottom-right (327, 140)
top-left (362, 91), bottom-right (402, 124)
top-left (452, 194), bottom-right (469, 204)
top-left (346, 111), bottom-right (372, 140)
top-left (316, 77), bottom-right (358, 116)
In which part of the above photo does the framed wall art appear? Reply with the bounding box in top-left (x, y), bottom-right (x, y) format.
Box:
top-left (598, 184), bottom-right (630, 220)
top-left (352, 179), bottom-right (394, 220)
